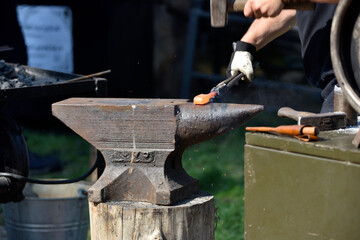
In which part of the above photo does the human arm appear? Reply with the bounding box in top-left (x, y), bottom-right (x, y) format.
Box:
top-left (241, 9), bottom-right (297, 50)
top-left (228, 10), bottom-right (296, 78)
top-left (244, 0), bottom-right (339, 18)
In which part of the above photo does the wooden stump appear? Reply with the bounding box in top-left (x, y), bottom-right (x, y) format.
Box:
top-left (89, 191), bottom-right (214, 240)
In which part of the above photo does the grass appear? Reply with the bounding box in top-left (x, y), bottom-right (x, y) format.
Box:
top-left (183, 126), bottom-right (246, 240)
top-left (24, 129), bottom-right (92, 179)
top-left (1, 110), bottom-right (291, 240)
top-left (181, 111), bottom-right (292, 240)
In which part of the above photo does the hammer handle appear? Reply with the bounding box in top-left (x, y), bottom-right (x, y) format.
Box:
top-left (230, 0), bottom-right (247, 11)
top-left (283, 2), bottom-right (315, 10)
top-left (277, 107), bottom-right (316, 121)
top-left (228, 0), bottom-right (315, 12)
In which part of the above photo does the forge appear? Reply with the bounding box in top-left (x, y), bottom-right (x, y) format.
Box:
top-left (52, 98), bottom-right (263, 205)
top-left (0, 62), bottom-right (107, 204)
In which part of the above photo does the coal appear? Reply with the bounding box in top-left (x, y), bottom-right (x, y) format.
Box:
top-left (0, 60), bottom-right (34, 90)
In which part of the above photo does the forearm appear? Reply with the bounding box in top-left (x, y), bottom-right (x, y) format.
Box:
top-left (241, 10), bottom-right (297, 51)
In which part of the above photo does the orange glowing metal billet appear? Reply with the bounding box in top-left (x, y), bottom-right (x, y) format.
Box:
top-left (193, 92), bottom-right (217, 105)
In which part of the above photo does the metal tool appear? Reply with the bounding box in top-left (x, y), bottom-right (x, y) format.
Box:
top-left (0, 45), bottom-right (14, 52)
top-left (193, 72), bottom-right (247, 105)
top-left (334, 85), bottom-right (358, 126)
top-left (52, 98), bottom-right (264, 205)
top-left (0, 63), bottom-right (107, 102)
top-left (277, 107), bottom-right (347, 131)
top-left (246, 124), bottom-right (319, 141)
top-left (210, 0), bottom-right (315, 27)
top-left (55, 69), bottom-right (111, 84)
top-left (353, 130), bottom-right (360, 148)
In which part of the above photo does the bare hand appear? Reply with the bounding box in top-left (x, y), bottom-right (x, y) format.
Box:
top-left (244, 0), bottom-right (285, 18)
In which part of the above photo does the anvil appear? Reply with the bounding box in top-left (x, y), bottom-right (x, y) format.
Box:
top-left (52, 98), bottom-right (263, 205)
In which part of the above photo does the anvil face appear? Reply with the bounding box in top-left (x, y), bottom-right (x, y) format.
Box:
top-left (52, 98), bottom-right (263, 205)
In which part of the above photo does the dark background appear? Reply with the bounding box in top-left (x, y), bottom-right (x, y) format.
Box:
top-left (0, 0), bottom-right (319, 128)
top-left (3, 0), bottom-right (154, 98)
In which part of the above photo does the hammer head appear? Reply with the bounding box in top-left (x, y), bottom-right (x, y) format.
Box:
top-left (297, 112), bottom-right (347, 131)
top-left (210, 0), bottom-right (227, 27)
top-left (278, 107), bottom-right (347, 131)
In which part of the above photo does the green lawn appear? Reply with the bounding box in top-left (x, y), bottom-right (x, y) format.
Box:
top-left (182, 111), bottom-right (292, 240)
top-left (183, 126), bottom-right (246, 240)
top-left (1, 110), bottom-right (291, 240)
top-left (24, 128), bottom-right (92, 179)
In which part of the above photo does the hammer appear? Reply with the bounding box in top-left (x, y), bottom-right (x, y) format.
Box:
top-left (210, 0), bottom-right (315, 27)
top-left (278, 107), bottom-right (347, 131)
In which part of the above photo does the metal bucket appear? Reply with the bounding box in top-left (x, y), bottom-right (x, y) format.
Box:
top-left (2, 181), bottom-right (90, 240)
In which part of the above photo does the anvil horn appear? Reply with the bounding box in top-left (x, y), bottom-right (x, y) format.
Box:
top-left (176, 103), bottom-right (264, 146)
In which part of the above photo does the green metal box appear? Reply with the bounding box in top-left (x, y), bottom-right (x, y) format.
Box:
top-left (245, 129), bottom-right (360, 240)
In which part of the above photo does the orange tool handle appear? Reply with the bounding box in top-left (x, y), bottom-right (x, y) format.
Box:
top-left (246, 125), bottom-right (319, 136)
top-left (193, 92), bottom-right (217, 105)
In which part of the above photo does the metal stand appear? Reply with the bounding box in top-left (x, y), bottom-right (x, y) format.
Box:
top-left (353, 129), bottom-right (360, 148)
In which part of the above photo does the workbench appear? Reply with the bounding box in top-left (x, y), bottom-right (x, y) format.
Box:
top-left (244, 129), bottom-right (360, 240)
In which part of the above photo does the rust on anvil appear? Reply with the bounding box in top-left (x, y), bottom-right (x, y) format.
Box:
top-left (52, 98), bottom-right (263, 205)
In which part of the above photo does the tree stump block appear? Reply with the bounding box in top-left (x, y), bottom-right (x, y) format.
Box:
top-left (89, 191), bottom-right (215, 240)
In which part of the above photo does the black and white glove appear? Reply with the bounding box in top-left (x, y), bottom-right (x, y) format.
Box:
top-left (226, 41), bottom-right (256, 82)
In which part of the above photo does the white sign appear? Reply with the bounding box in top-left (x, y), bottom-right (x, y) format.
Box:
top-left (17, 5), bottom-right (74, 73)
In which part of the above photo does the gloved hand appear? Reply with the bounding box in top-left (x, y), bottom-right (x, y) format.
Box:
top-left (226, 41), bottom-right (256, 82)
